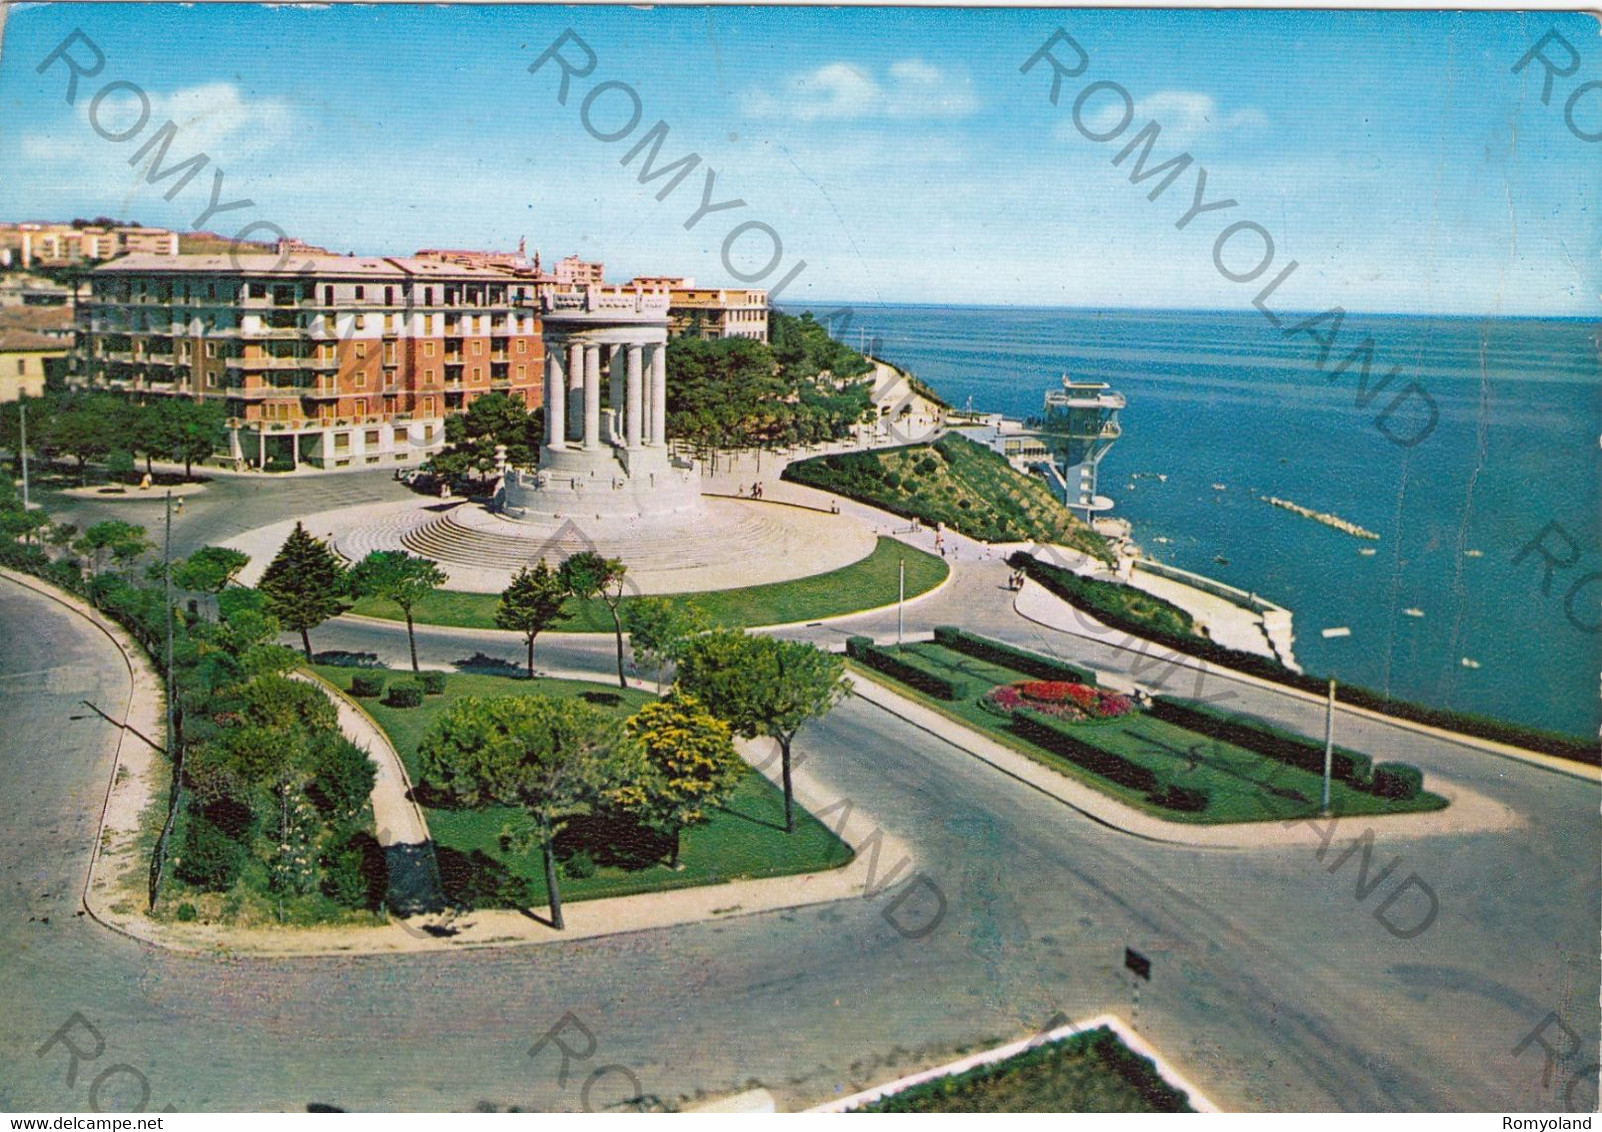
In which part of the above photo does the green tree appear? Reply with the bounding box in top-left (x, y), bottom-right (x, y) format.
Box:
top-left (347, 550), bottom-right (447, 673)
top-left (495, 560), bottom-right (570, 678)
top-left (173, 545), bottom-right (250, 615)
top-left (676, 631), bottom-right (850, 832)
top-left (258, 522), bottom-right (350, 660)
top-left (42, 395), bottom-right (114, 478)
top-left (559, 551), bottom-right (629, 689)
top-left (417, 695), bottom-right (626, 930)
top-left (431, 392), bottom-right (544, 482)
top-left (611, 693), bottom-right (741, 867)
top-left (73, 519), bottom-right (151, 578)
top-left (623, 597), bottom-right (707, 692)
top-left (163, 398), bottom-right (227, 479)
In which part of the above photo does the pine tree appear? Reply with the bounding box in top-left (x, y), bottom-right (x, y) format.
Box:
top-left (258, 522), bottom-right (350, 660)
top-left (496, 560), bottom-right (570, 678)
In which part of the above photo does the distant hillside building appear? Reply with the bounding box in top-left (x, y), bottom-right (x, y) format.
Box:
top-left (0, 328), bottom-right (65, 402)
top-left (626, 276), bottom-right (769, 343)
top-left (553, 255), bottom-right (606, 287)
top-left (0, 222), bottom-right (179, 268)
top-left (73, 253), bottom-right (548, 471)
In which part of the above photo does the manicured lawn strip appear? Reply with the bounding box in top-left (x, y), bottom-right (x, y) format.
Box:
top-left (312, 667), bottom-right (853, 906)
top-left (849, 643), bottom-right (1446, 825)
top-left (855, 1026), bottom-right (1193, 1113)
top-left (1015, 552), bottom-right (1598, 764)
top-left (348, 536), bottom-right (948, 632)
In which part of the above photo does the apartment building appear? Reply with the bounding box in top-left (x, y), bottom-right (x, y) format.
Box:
top-left (0, 223), bottom-right (179, 268)
top-left (628, 277), bottom-right (769, 342)
top-left (74, 254), bottom-right (546, 471)
top-left (553, 255), bottom-right (606, 287)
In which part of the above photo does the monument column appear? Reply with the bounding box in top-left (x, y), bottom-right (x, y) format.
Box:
top-left (583, 342), bottom-right (602, 450)
top-left (567, 342), bottom-right (584, 440)
top-left (649, 342), bottom-right (667, 446)
top-left (544, 345), bottom-right (566, 447)
top-left (625, 344), bottom-right (643, 449)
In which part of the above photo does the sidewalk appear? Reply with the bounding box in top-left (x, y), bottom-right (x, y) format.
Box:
top-left (848, 665), bottom-right (1521, 850)
top-left (0, 569), bottom-right (169, 932)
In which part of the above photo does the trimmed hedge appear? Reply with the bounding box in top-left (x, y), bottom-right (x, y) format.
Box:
top-left (1010, 708), bottom-right (1159, 793)
top-left (419, 671), bottom-right (447, 695)
top-left (933, 625), bottom-right (1095, 685)
top-left (1012, 552), bottom-right (1599, 766)
top-left (847, 636), bottom-right (957, 700)
top-left (349, 672), bottom-right (385, 699)
top-left (1151, 696), bottom-right (1373, 786)
top-left (385, 681), bottom-right (423, 708)
top-left (1372, 762), bottom-right (1424, 800)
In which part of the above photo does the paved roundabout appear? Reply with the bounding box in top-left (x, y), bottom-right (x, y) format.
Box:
top-left (4, 469), bottom-right (1598, 1113)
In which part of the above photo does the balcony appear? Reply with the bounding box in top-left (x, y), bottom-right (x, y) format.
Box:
top-left (229, 355), bottom-right (312, 370)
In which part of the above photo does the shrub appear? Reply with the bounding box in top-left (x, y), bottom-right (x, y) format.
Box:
top-left (175, 902), bottom-right (198, 922)
top-left (385, 681), bottom-right (423, 708)
top-left (563, 850), bottom-right (597, 879)
top-left (1149, 784), bottom-right (1209, 813)
top-left (174, 812), bottom-right (246, 891)
top-left (418, 671), bottom-right (447, 695)
top-left (1372, 762), bottom-right (1424, 800)
top-left (847, 637), bottom-right (956, 700)
top-left (349, 672), bottom-right (385, 698)
top-left (1150, 697), bottom-right (1373, 785)
top-left (307, 732), bottom-right (378, 818)
top-left (321, 831), bottom-right (387, 910)
top-left (933, 626), bottom-right (1096, 685)
top-left (1009, 709), bottom-right (1159, 793)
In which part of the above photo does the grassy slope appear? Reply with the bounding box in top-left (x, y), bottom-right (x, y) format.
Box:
top-left (348, 535), bottom-right (948, 631)
top-left (312, 667), bottom-right (853, 905)
top-left (860, 641), bottom-right (1446, 825)
top-left (784, 433), bottom-right (1112, 563)
top-left (858, 1027), bottom-right (1192, 1113)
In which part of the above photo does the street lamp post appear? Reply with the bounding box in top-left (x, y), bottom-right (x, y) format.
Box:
top-left (19, 398), bottom-right (29, 510)
top-left (1318, 626), bottom-right (1351, 817)
top-left (897, 556), bottom-right (905, 648)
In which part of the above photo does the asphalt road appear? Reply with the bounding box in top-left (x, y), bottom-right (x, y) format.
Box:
top-left (4, 468), bottom-right (1599, 1112)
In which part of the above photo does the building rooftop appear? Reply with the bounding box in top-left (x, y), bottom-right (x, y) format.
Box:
top-left (94, 252), bottom-right (527, 280)
top-left (0, 306), bottom-right (75, 335)
top-left (0, 328), bottom-right (68, 352)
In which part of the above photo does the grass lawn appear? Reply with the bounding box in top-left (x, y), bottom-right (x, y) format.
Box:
top-left (785, 433), bottom-right (1113, 564)
top-left (855, 640), bottom-right (1447, 825)
top-left (348, 536), bottom-right (948, 632)
top-left (311, 666), bottom-right (854, 907)
top-left (855, 1027), bottom-right (1193, 1113)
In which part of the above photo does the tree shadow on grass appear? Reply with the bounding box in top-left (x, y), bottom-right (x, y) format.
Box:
top-left (452, 652), bottom-right (523, 678)
top-left (714, 801), bottom-right (788, 833)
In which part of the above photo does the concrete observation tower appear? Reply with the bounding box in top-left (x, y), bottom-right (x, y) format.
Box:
top-left (498, 287), bottom-right (702, 520)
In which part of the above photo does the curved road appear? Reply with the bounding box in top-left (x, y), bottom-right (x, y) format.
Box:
top-left (2, 471), bottom-right (1597, 1112)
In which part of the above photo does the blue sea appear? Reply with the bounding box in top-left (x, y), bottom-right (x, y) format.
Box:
top-left (790, 304), bottom-right (1601, 738)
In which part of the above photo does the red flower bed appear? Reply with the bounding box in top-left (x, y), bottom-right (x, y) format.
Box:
top-left (985, 680), bottom-right (1132, 721)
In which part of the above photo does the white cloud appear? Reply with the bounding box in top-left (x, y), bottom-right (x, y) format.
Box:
top-left (21, 82), bottom-right (294, 167)
top-left (745, 58), bottom-right (977, 122)
top-left (1065, 89), bottom-right (1268, 148)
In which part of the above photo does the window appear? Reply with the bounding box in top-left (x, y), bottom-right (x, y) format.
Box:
top-left (516, 340), bottom-right (526, 353)
top-left (516, 364), bottom-right (525, 379)
top-left (14, 359), bottom-right (23, 376)
top-left (355, 342), bottom-right (367, 359)
top-left (249, 283), bottom-right (266, 299)
top-left (472, 340), bottom-right (482, 355)
top-left (424, 287), bottom-right (434, 306)
top-left (366, 430), bottom-right (380, 445)
top-left (424, 342), bottom-right (435, 357)
top-left (207, 283), bottom-right (217, 300)
top-left (355, 371), bottom-right (366, 388)
top-left (386, 314), bottom-right (397, 332)
top-left (355, 314), bottom-right (367, 330)
top-left (354, 285), bottom-right (365, 301)
top-left (385, 287), bottom-right (394, 306)
top-left (204, 342), bottom-right (218, 359)
top-left (324, 285), bottom-right (334, 306)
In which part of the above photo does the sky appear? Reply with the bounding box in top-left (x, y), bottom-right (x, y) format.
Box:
top-left (0, 4), bottom-right (1597, 315)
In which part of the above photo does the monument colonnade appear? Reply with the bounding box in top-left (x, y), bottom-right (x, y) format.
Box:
top-left (542, 334), bottom-right (668, 452)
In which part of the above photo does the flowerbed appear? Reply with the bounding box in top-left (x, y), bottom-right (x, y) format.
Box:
top-left (986, 681), bottom-right (1133, 722)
